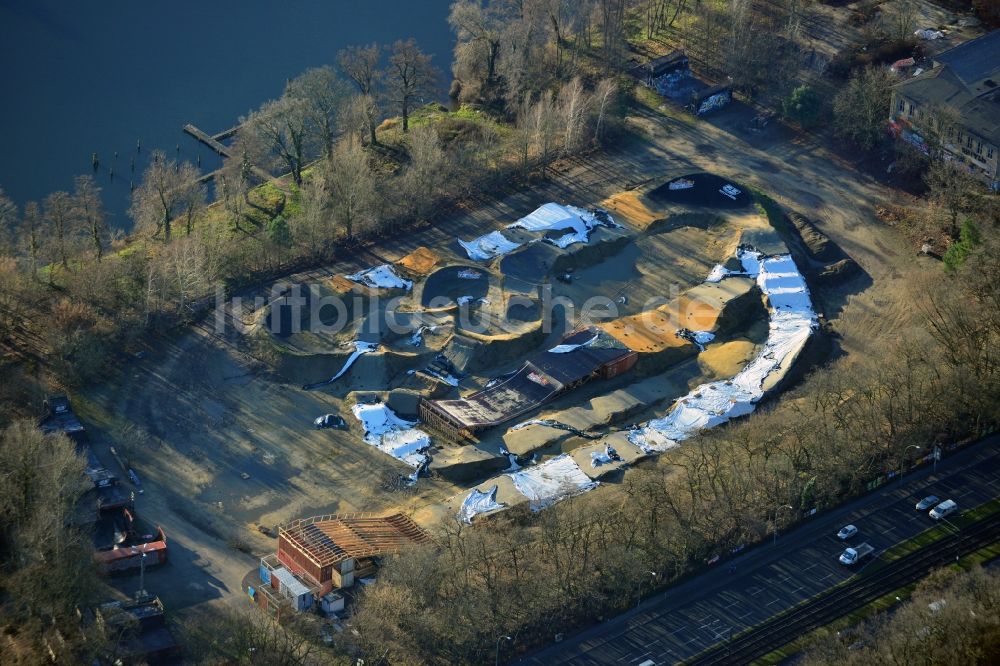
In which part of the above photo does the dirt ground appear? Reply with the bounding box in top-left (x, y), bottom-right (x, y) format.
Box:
top-left (83, 81), bottom-right (927, 618)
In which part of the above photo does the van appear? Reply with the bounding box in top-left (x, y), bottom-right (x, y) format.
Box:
top-left (929, 499), bottom-right (958, 520)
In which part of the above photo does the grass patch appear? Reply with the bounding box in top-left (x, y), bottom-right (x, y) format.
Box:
top-left (630, 84), bottom-right (691, 125)
top-left (751, 190), bottom-right (789, 235)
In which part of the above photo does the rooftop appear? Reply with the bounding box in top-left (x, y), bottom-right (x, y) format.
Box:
top-left (279, 513), bottom-right (430, 567)
top-left (423, 327), bottom-right (634, 430)
top-left (933, 29), bottom-right (1000, 94)
top-left (896, 30), bottom-right (1000, 144)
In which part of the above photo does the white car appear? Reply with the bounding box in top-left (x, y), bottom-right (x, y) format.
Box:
top-left (837, 524), bottom-right (858, 540)
top-left (929, 499), bottom-right (958, 520)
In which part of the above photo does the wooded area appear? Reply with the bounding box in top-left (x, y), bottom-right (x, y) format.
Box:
top-left (1, 0), bottom-right (999, 663)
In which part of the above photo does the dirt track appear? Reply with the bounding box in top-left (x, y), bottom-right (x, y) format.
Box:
top-left (86, 95), bottom-right (922, 616)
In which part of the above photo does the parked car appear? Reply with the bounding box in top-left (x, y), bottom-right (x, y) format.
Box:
top-left (915, 495), bottom-right (940, 511)
top-left (839, 542), bottom-right (875, 566)
top-left (837, 524), bottom-right (859, 540)
top-left (314, 414), bottom-right (346, 430)
top-left (929, 499), bottom-right (958, 520)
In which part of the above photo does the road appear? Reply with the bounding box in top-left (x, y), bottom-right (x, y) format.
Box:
top-left (520, 435), bottom-right (1000, 666)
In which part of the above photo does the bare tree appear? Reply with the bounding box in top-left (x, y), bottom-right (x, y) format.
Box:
top-left (338, 42), bottom-right (382, 95)
top-left (386, 39), bottom-right (441, 132)
top-left (449, 0), bottom-right (512, 103)
top-left (285, 66), bottom-right (352, 159)
top-left (0, 187), bottom-right (16, 256)
top-left (129, 151), bottom-right (201, 242)
top-left (0, 421), bottom-right (93, 621)
top-left (178, 177), bottom-right (207, 237)
top-left (531, 89), bottom-right (558, 175)
top-left (292, 171), bottom-right (332, 259)
top-left (598, 0), bottom-right (627, 72)
top-left (833, 66), bottom-right (896, 151)
top-left (19, 201), bottom-right (42, 280)
top-left (883, 1), bottom-right (919, 41)
top-left (43, 190), bottom-right (74, 269)
top-left (326, 140), bottom-right (377, 240)
top-left (925, 159), bottom-right (982, 238)
top-left (180, 606), bottom-right (320, 665)
top-left (401, 125), bottom-right (448, 221)
top-left (72, 175), bottom-right (107, 261)
top-left (558, 76), bottom-right (589, 154)
top-left (344, 93), bottom-right (381, 147)
top-left (243, 96), bottom-right (312, 185)
top-left (591, 77), bottom-right (618, 144)
top-left (162, 236), bottom-right (216, 312)
top-left (219, 137), bottom-right (260, 234)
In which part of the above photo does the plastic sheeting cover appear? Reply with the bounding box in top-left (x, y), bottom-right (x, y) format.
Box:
top-left (304, 341), bottom-right (378, 388)
top-left (693, 331), bottom-right (715, 345)
top-left (345, 264), bottom-right (413, 290)
top-left (459, 485), bottom-right (507, 523)
top-left (458, 230), bottom-right (523, 261)
top-left (548, 333), bottom-right (599, 353)
top-left (351, 402), bottom-right (431, 468)
top-left (629, 249), bottom-right (817, 452)
top-left (508, 454), bottom-right (598, 511)
top-left (507, 203), bottom-right (618, 249)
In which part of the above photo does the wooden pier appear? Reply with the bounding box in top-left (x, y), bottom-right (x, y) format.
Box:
top-left (212, 126), bottom-right (240, 141)
top-left (183, 124), bottom-right (232, 158)
top-left (184, 121), bottom-right (272, 184)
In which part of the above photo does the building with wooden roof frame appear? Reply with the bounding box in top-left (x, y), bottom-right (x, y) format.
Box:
top-left (276, 513), bottom-right (430, 590)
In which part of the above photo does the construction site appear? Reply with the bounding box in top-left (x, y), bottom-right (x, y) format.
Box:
top-left (79, 130), bottom-right (870, 621)
top-left (107, 166), bottom-right (859, 619)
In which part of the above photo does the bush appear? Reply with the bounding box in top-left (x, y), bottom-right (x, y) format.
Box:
top-left (943, 219), bottom-right (981, 270)
top-left (266, 215), bottom-right (292, 248)
top-left (828, 38), bottom-right (919, 79)
top-left (782, 85), bottom-right (823, 128)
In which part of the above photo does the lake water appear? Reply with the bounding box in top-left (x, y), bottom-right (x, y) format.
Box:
top-left (0, 0), bottom-right (453, 226)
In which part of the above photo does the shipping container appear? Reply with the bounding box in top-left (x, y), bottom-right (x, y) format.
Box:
top-left (600, 351), bottom-right (638, 379)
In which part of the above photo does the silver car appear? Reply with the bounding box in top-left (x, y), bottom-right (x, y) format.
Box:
top-left (837, 524), bottom-right (858, 540)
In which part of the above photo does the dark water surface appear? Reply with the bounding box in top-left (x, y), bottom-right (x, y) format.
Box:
top-left (0, 0), bottom-right (452, 226)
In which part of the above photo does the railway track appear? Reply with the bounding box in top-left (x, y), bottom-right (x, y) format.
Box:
top-left (685, 510), bottom-right (1000, 665)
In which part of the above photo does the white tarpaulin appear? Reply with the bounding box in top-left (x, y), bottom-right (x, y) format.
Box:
top-left (548, 333), bottom-right (599, 353)
top-left (351, 402), bottom-right (431, 468)
top-left (507, 203), bottom-right (618, 249)
top-left (458, 230), bottom-right (523, 261)
top-left (458, 485), bottom-right (506, 523)
top-left (508, 454), bottom-right (598, 511)
top-left (345, 264), bottom-right (413, 290)
top-left (629, 249), bottom-right (817, 452)
top-left (305, 341), bottom-right (378, 388)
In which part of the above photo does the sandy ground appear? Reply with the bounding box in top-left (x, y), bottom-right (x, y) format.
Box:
top-left (84, 80), bottom-right (925, 619)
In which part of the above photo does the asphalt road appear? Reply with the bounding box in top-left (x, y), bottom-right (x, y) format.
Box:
top-left (520, 435), bottom-right (1000, 666)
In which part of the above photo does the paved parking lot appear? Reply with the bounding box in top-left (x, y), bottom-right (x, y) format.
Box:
top-left (521, 436), bottom-right (1000, 665)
